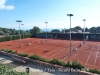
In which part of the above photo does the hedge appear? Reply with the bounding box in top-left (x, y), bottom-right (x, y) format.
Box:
top-left (0, 34), bottom-right (31, 42)
top-left (88, 68), bottom-right (100, 74)
top-left (4, 49), bottom-right (17, 54)
top-left (1, 49), bottom-right (100, 74)
top-left (66, 60), bottom-right (71, 67)
top-left (18, 53), bottom-right (29, 57)
top-left (50, 58), bottom-right (66, 66)
top-left (71, 60), bottom-right (84, 70)
top-left (29, 54), bottom-right (50, 62)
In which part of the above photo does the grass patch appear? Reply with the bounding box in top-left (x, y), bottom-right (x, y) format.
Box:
top-left (66, 60), bottom-right (71, 67)
top-left (0, 63), bottom-right (29, 75)
top-left (71, 60), bottom-right (84, 70)
top-left (0, 49), bottom-right (5, 51)
top-left (4, 49), bottom-right (17, 54)
top-left (18, 53), bottom-right (29, 57)
top-left (88, 68), bottom-right (100, 74)
top-left (29, 54), bottom-right (50, 62)
top-left (50, 58), bottom-right (66, 66)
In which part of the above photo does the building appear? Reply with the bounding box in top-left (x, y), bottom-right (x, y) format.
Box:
top-left (51, 29), bottom-right (60, 33)
top-left (78, 30), bottom-right (82, 33)
top-left (61, 29), bottom-right (68, 33)
top-left (96, 27), bottom-right (100, 33)
top-left (89, 27), bottom-right (96, 33)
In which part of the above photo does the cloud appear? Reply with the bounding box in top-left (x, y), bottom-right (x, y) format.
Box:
top-left (0, 0), bottom-right (14, 10)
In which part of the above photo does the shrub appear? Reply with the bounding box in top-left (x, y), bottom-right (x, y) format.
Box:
top-left (0, 49), bottom-right (5, 51)
top-left (3, 49), bottom-right (17, 54)
top-left (5, 49), bottom-right (12, 53)
top-left (29, 54), bottom-right (41, 60)
top-left (89, 68), bottom-right (100, 74)
top-left (50, 59), bottom-right (66, 66)
top-left (66, 60), bottom-right (71, 67)
top-left (0, 34), bottom-right (30, 42)
top-left (71, 60), bottom-right (84, 70)
top-left (18, 53), bottom-right (29, 57)
top-left (29, 54), bottom-right (50, 62)
top-left (10, 50), bottom-right (17, 54)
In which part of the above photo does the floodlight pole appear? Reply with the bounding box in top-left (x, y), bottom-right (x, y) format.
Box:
top-left (44, 22), bottom-right (48, 40)
top-left (21, 24), bottom-right (24, 39)
top-left (16, 20), bottom-right (22, 47)
top-left (67, 14), bottom-right (73, 55)
top-left (83, 19), bottom-right (86, 41)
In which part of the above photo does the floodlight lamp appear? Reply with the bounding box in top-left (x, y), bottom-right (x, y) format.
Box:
top-left (83, 19), bottom-right (86, 21)
top-left (67, 14), bottom-right (73, 16)
top-left (44, 22), bottom-right (48, 24)
top-left (16, 20), bottom-right (22, 22)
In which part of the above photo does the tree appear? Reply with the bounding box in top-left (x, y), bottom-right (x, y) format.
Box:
top-left (25, 30), bottom-right (30, 34)
top-left (0, 27), bottom-right (30, 36)
top-left (30, 26), bottom-right (41, 35)
top-left (74, 26), bottom-right (82, 30)
top-left (89, 27), bottom-right (96, 33)
top-left (85, 27), bottom-right (89, 32)
top-left (67, 28), bottom-right (78, 32)
top-left (51, 29), bottom-right (60, 33)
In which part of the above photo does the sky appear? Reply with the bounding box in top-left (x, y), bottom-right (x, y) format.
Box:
top-left (0, 0), bottom-right (100, 30)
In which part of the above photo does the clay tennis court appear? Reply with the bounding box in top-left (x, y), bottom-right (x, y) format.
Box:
top-left (0, 38), bottom-right (100, 70)
top-left (65, 41), bottom-right (100, 70)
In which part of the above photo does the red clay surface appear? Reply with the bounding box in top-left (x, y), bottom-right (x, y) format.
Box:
top-left (0, 38), bottom-right (100, 70)
top-left (65, 41), bottom-right (100, 70)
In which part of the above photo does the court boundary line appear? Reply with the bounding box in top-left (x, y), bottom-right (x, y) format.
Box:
top-left (42, 45), bottom-right (67, 58)
top-left (94, 44), bottom-right (100, 66)
top-left (61, 41), bottom-right (82, 61)
top-left (85, 43), bottom-right (96, 65)
top-left (16, 39), bottom-right (70, 58)
top-left (42, 41), bottom-right (79, 58)
top-left (86, 64), bottom-right (99, 68)
top-left (62, 41), bottom-right (84, 61)
top-left (85, 43), bottom-right (99, 66)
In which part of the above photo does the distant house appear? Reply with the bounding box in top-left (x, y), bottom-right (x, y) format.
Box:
top-left (78, 29), bottom-right (90, 33)
top-left (89, 27), bottom-right (96, 33)
top-left (51, 29), bottom-right (60, 33)
top-left (61, 29), bottom-right (68, 33)
top-left (67, 31), bottom-right (77, 33)
top-left (78, 30), bottom-right (82, 33)
top-left (96, 27), bottom-right (100, 33)
top-left (84, 32), bottom-right (90, 34)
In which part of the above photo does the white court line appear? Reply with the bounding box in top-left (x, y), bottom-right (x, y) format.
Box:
top-left (36, 40), bottom-right (67, 57)
top-left (43, 45), bottom-right (67, 58)
top-left (22, 40), bottom-right (66, 57)
top-left (73, 52), bottom-right (78, 57)
top-left (43, 40), bottom-right (75, 56)
top-left (20, 40), bottom-right (63, 53)
top-left (61, 53), bottom-right (70, 61)
top-left (41, 40), bottom-right (69, 57)
top-left (43, 41), bottom-right (78, 58)
top-left (86, 64), bottom-right (99, 68)
top-left (61, 41), bottom-right (80, 61)
top-left (85, 43), bottom-right (96, 65)
top-left (94, 44), bottom-right (99, 66)
top-left (47, 48), bottom-right (65, 59)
